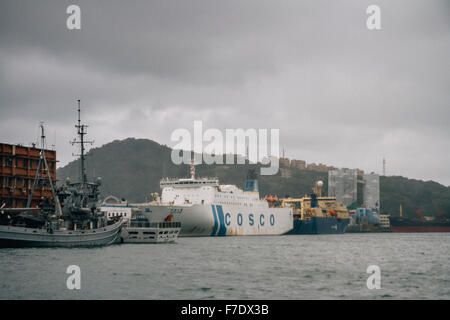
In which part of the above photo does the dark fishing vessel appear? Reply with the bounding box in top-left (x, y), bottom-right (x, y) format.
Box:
top-left (278, 181), bottom-right (350, 234)
top-left (0, 100), bottom-right (123, 247)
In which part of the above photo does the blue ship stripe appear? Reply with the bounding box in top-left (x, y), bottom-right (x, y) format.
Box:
top-left (216, 205), bottom-right (227, 236)
top-left (211, 205), bottom-right (219, 236)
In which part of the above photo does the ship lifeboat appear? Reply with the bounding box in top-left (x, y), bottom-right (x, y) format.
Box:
top-left (329, 210), bottom-right (337, 217)
top-left (265, 195), bottom-right (279, 202)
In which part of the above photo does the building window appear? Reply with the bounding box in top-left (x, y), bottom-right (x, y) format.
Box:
top-left (5, 157), bottom-right (12, 167)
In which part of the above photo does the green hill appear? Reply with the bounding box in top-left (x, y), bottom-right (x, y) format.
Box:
top-left (57, 138), bottom-right (450, 218)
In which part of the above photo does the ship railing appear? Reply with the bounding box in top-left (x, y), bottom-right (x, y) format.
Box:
top-left (161, 176), bottom-right (218, 181)
top-left (160, 177), bottom-right (219, 183)
top-left (128, 221), bottom-right (181, 229)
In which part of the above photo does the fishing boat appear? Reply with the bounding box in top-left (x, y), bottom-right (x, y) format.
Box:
top-left (0, 100), bottom-right (123, 248)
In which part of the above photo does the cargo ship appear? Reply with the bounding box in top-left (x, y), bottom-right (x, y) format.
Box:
top-left (279, 181), bottom-right (350, 234)
top-left (390, 216), bottom-right (450, 232)
top-left (390, 204), bottom-right (450, 232)
top-left (143, 166), bottom-right (293, 237)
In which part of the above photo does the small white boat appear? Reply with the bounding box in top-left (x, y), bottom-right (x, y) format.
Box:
top-left (100, 196), bottom-right (181, 244)
top-left (120, 221), bottom-right (181, 244)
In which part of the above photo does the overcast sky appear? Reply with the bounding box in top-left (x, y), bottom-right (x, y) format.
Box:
top-left (0, 0), bottom-right (449, 185)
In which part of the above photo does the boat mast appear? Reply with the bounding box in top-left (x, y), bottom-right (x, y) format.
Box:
top-left (71, 100), bottom-right (93, 186)
top-left (27, 124), bottom-right (63, 216)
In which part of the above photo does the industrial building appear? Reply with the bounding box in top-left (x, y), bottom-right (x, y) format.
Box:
top-left (328, 168), bottom-right (358, 207)
top-left (363, 173), bottom-right (380, 212)
top-left (279, 157), bottom-right (290, 167)
top-left (290, 159), bottom-right (306, 170)
top-left (0, 143), bottom-right (57, 208)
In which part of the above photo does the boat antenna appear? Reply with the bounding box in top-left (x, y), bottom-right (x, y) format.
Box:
top-left (71, 99), bottom-right (93, 185)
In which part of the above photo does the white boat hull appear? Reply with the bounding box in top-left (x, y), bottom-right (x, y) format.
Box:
top-left (0, 220), bottom-right (124, 248)
top-left (144, 204), bottom-right (293, 237)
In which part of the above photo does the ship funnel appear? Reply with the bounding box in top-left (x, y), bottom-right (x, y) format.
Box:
top-left (244, 169), bottom-right (259, 193)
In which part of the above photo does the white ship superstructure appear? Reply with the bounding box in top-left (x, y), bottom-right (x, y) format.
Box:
top-left (144, 168), bottom-right (293, 237)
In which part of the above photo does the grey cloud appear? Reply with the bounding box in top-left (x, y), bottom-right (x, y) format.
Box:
top-left (0, 0), bottom-right (449, 185)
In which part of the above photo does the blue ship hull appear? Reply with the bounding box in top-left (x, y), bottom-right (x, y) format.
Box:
top-left (287, 217), bottom-right (349, 235)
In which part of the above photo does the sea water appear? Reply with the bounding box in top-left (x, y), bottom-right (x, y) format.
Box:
top-left (0, 233), bottom-right (449, 299)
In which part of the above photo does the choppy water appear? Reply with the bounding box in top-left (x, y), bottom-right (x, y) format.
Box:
top-left (0, 233), bottom-right (449, 299)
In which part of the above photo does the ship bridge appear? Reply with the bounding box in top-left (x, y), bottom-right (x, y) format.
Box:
top-left (160, 177), bottom-right (219, 189)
